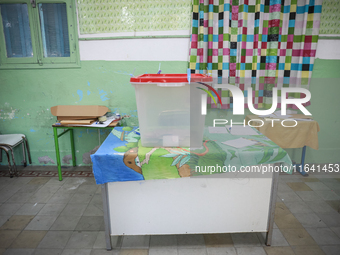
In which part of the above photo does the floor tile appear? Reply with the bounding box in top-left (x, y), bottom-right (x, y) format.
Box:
top-left (90, 249), bottom-right (119, 255)
top-left (148, 248), bottom-right (178, 255)
top-left (149, 235), bottom-right (177, 248)
top-left (10, 230), bottom-right (47, 249)
top-left (121, 235), bottom-right (150, 249)
top-left (66, 231), bottom-right (98, 249)
top-left (69, 194), bottom-right (94, 204)
top-left (325, 200), bottom-right (340, 213)
top-left (89, 195), bottom-right (103, 207)
top-left (119, 250), bottom-right (148, 255)
top-left (283, 201), bottom-right (313, 214)
top-left (5, 192), bottom-right (34, 204)
top-left (293, 213), bottom-right (327, 228)
top-left (274, 213), bottom-right (304, 229)
top-left (278, 183), bottom-right (293, 192)
top-left (286, 182), bottom-right (312, 191)
top-left (257, 229), bottom-right (289, 246)
top-left (93, 231), bottom-right (108, 249)
top-left (50, 215), bottom-right (81, 231)
top-left (280, 175), bottom-right (304, 183)
top-left (46, 177), bottom-right (68, 186)
top-left (63, 178), bottom-right (92, 186)
top-left (300, 177), bottom-right (320, 182)
top-left (47, 193), bottom-right (73, 204)
top-left (83, 204), bottom-right (103, 217)
top-left (60, 204), bottom-right (88, 216)
top-left (0, 230), bottom-right (21, 248)
top-left (32, 248), bottom-right (63, 255)
top-left (37, 203), bottom-right (67, 216)
top-left (76, 184), bottom-right (98, 194)
top-left (317, 213), bottom-right (340, 227)
top-left (230, 233), bottom-right (261, 247)
top-left (18, 184), bottom-right (43, 194)
top-left (11, 177), bottom-right (35, 185)
top-left (27, 191), bottom-right (55, 204)
top-left (306, 182), bottom-right (331, 191)
top-left (15, 203), bottom-right (44, 216)
top-left (177, 248), bottom-right (206, 255)
top-left (274, 203), bottom-right (291, 217)
top-left (280, 228), bottom-right (318, 246)
top-left (314, 190), bottom-right (340, 201)
top-left (57, 184), bottom-right (81, 194)
top-left (0, 215), bottom-right (34, 230)
top-left (0, 216), bottom-right (8, 227)
top-left (37, 230), bottom-right (73, 249)
top-left (264, 246), bottom-right (295, 255)
top-left (321, 180), bottom-right (340, 190)
top-left (305, 228), bottom-right (340, 245)
top-left (206, 247), bottom-right (236, 255)
top-left (28, 177), bottom-right (51, 185)
top-left (277, 191), bottom-right (302, 202)
top-left (75, 216), bottom-right (104, 231)
top-left (236, 247), bottom-right (266, 255)
top-left (331, 227), bottom-right (340, 238)
top-left (0, 203), bottom-right (22, 216)
top-left (305, 201), bottom-right (337, 214)
top-left (291, 245), bottom-right (326, 255)
top-left (25, 215), bottom-right (58, 230)
top-left (203, 233), bottom-right (233, 247)
top-left (321, 245), bottom-right (340, 255)
top-left (2, 248), bottom-right (34, 255)
top-left (60, 249), bottom-right (92, 255)
top-left (176, 234), bottom-right (205, 249)
top-left (38, 185), bottom-right (61, 194)
top-left (295, 191), bottom-right (323, 201)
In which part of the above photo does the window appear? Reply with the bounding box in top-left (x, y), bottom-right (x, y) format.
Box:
top-left (0, 0), bottom-right (79, 69)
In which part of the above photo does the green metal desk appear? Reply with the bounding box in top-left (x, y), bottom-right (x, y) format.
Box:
top-left (52, 122), bottom-right (118, 181)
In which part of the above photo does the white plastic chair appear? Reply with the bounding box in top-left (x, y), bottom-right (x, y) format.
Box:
top-left (0, 134), bottom-right (32, 177)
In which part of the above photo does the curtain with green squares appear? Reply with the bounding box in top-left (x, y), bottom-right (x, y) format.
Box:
top-left (189, 0), bottom-right (323, 110)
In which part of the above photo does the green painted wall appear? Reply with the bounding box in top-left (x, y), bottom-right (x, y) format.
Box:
top-left (0, 58), bottom-right (339, 166)
top-left (0, 61), bottom-right (187, 166)
top-left (288, 58), bottom-right (340, 164)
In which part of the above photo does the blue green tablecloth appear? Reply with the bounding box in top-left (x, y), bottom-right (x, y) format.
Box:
top-left (91, 126), bottom-right (292, 184)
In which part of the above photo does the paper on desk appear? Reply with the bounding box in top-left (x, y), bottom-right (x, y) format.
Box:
top-left (294, 118), bottom-right (313, 121)
top-left (208, 126), bottom-right (229, 134)
top-left (221, 138), bottom-right (258, 148)
top-left (71, 115), bottom-right (118, 127)
top-left (225, 125), bottom-right (259, 135)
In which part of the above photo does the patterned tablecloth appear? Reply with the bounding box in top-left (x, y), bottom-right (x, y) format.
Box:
top-left (91, 126), bottom-right (293, 184)
top-left (245, 115), bottom-right (320, 150)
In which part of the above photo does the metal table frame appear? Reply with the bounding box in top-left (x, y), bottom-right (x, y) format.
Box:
top-left (52, 124), bottom-right (116, 181)
top-left (100, 163), bottom-right (281, 250)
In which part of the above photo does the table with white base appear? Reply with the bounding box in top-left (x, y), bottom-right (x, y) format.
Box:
top-left (91, 127), bottom-right (292, 250)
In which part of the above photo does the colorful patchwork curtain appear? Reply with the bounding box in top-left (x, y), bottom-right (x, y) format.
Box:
top-left (189, 0), bottom-right (322, 109)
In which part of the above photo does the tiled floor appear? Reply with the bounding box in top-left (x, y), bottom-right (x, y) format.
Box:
top-left (0, 167), bottom-right (339, 255)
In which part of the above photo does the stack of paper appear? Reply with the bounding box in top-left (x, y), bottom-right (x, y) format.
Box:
top-left (221, 138), bottom-right (258, 148)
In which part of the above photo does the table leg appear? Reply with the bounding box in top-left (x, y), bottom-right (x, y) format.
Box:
top-left (70, 129), bottom-right (76, 167)
top-left (101, 183), bottom-right (112, 250)
top-left (53, 127), bottom-right (63, 181)
top-left (266, 164), bottom-right (279, 246)
top-left (296, 146), bottom-right (308, 176)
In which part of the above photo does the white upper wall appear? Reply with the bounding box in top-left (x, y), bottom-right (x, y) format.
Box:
top-left (79, 38), bottom-right (340, 61)
top-left (79, 38), bottom-right (191, 61)
top-left (316, 40), bottom-right (340, 60)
